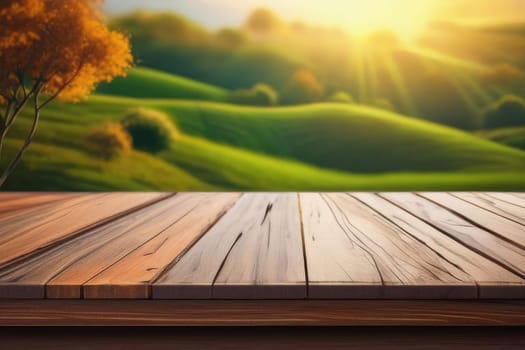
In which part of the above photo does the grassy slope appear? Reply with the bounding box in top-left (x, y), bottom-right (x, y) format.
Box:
top-left (2, 94), bottom-right (525, 191)
top-left (96, 67), bottom-right (229, 101)
top-left (477, 127), bottom-right (525, 151)
top-left (86, 95), bottom-right (525, 173)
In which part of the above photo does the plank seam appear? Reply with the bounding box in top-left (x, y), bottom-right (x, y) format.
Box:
top-left (448, 192), bottom-right (525, 227)
top-left (151, 193), bottom-right (244, 288)
top-left (80, 194), bottom-right (206, 297)
top-left (37, 197), bottom-right (196, 297)
top-left (348, 193), bottom-right (471, 283)
top-left (484, 193), bottom-right (525, 209)
top-left (319, 193), bottom-right (387, 285)
top-left (378, 193), bottom-right (525, 280)
top-left (419, 193), bottom-right (525, 251)
top-left (297, 193), bottom-right (309, 299)
top-left (0, 193), bottom-right (177, 273)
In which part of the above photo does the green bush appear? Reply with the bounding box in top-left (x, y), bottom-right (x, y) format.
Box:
top-left (85, 123), bottom-right (132, 160)
top-left (373, 98), bottom-right (396, 112)
top-left (328, 91), bottom-right (353, 103)
top-left (483, 95), bottom-right (525, 129)
top-left (121, 108), bottom-right (178, 153)
top-left (229, 83), bottom-right (279, 106)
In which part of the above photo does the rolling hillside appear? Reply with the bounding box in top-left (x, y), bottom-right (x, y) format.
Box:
top-left (96, 67), bottom-right (229, 101)
top-left (65, 95), bottom-right (525, 173)
top-left (2, 92), bottom-right (525, 191)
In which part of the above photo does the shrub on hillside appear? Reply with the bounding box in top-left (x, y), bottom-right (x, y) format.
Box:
top-left (85, 123), bottom-right (132, 160)
top-left (228, 84), bottom-right (279, 106)
top-left (328, 91), bottom-right (354, 103)
top-left (373, 98), bottom-right (396, 112)
top-left (121, 108), bottom-right (178, 153)
top-left (282, 69), bottom-right (324, 104)
top-left (483, 95), bottom-right (525, 129)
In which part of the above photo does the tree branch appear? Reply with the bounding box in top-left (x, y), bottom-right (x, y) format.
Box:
top-left (38, 62), bottom-right (83, 110)
top-left (0, 123), bottom-right (6, 161)
top-left (0, 87), bottom-right (43, 187)
top-left (17, 72), bottom-right (28, 99)
top-left (6, 80), bottom-right (43, 129)
top-left (0, 99), bottom-right (12, 124)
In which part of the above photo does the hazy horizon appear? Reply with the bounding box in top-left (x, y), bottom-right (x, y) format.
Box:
top-left (103, 0), bottom-right (525, 39)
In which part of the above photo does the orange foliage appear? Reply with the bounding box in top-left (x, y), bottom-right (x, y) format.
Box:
top-left (0, 0), bottom-right (132, 103)
top-left (291, 69), bottom-right (324, 96)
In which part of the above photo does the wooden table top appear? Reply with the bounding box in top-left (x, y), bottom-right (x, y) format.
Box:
top-left (0, 192), bottom-right (523, 301)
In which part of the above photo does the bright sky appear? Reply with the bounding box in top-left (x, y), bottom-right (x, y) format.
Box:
top-left (103, 0), bottom-right (525, 39)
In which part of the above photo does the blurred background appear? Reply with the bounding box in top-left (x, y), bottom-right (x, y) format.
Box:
top-left (4, 0), bottom-right (525, 190)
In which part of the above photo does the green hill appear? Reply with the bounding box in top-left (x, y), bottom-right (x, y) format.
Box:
top-left (477, 127), bottom-right (525, 151)
top-left (96, 67), bottom-right (229, 101)
top-left (83, 95), bottom-right (525, 173)
top-left (2, 94), bottom-right (524, 191)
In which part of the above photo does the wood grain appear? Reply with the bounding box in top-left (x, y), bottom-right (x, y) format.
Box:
top-left (420, 192), bottom-right (525, 249)
top-left (0, 193), bottom-right (77, 216)
top-left (4, 328), bottom-right (525, 350)
top-left (154, 193), bottom-right (306, 299)
top-left (82, 193), bottom-right (240, 299)
top-left (450, 192), bottom-right (525, 226)
top-left (1, 300), bottom-right (524, 326)
top-left (352, 193), bottom-right (525, 299)
top-left (300, 193), bottom-right (476, 299)
top-left (487, 192), bottom-right (525, 207)
top-left (0, 192), bottom-right (524, 301)
top-left (0, 192), bottom-right (171, 268)
top-left (381, 193), bottom-right (525, 279)
top-left (0, 194), bottom-right (199, 299)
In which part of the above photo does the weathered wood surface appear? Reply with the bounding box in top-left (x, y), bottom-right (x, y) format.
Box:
top-left (302, 193), bottom-right (476, 299)
top-left (0, 192), bottom-right (171, 269)
top-left (0, 193), bottom-right (236, 299)
top-left (0, 192), bottom-right (523, 301)
top-left (451, 192), bottom-right (525, 226)
top-left (353, 193), bottom-right (525, 299)
top-left (381, 193), bottom-right (525, 279)
top-left (82, 193), bottom-right (239, 299)
top-left (154, 193), bottom-right (306, 299)
top-left (420, 192), bottom-right (525, 248)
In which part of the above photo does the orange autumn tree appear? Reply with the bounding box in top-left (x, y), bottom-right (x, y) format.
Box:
top-left (0, 0), bottom-right (132, 186)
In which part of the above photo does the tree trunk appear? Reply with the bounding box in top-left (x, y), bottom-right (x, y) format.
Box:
top-left (0, 124), bottom-right (6, 161)
top-left (0, 92), bottom-right (41, 188)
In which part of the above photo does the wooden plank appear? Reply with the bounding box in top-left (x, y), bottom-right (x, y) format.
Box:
top-left (1, 300), bottom-right (524, 326)
top-left (486, 192), bottom-right (525, 208)
top-left (0, 193), bottom-right (78, 216)
top-left (82, 193), bottom-right (240, 299)
top-left (420, 192), bottom-right (525, 249)
top-left (0, 193), bottom-right (218, 299)
top-left (154, 193), bottom-right (306, 299)
top-left (0, 194), bottom-right (90, 245)
top-left (300, 193), bottom-right (476, 299)
top-left (510, 193), bottom-right (525, 200)
top-left (381, 193), bottom-right (525, 279)
top-left (352, 193), bottom-right (525, 299)
top-left (0, 193), bottom-right (171, 268)
top-left (451, 192), bottom-right (525, 226)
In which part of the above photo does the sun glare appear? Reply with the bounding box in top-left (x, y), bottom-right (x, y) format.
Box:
top-left (295, 0), bottom-right (438, 40)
